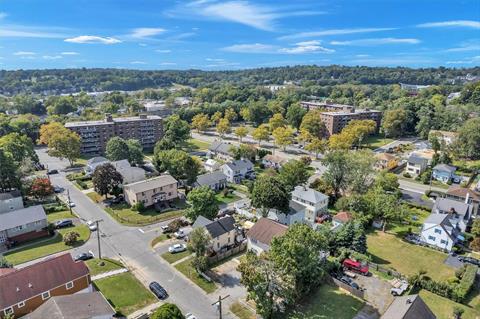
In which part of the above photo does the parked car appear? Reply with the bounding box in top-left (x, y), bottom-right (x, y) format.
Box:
top-left (169, 243), bottom-right (187, 253)
top-left (340, 276), bottom-right (360, 290)
top-left (390, 279), bottom-right (409, 296)
top-left (86, 220), bottom-right (97, 231)
top-left (174, 229), bottom-right (185, 239)
top-left (160, 225), bottom-right (170, 233)
top-left (149, 281), bottom-right (168, 300)
top-left (342, 258), bottom-right (369, 276)
top-left (343, 270), bottom-right (357, 278)
top-left (47, 169), bottom-right (59, 175)
top-left (67, 201), bottom-right (76, 208)
top-left (75, 251), bottom-right (94, 261)
top-left (53, 186), bottom-right (64, 193)
top-left (185, 313), bottom-right (197, 319)
top-left (458, 256), bottom-right (480, 266)
top-left (55, 219), bottom-right (73, 229)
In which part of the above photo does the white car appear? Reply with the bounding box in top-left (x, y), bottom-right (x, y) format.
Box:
top-left (185, 313), bottom-right (197, 319)
top-left (174, 229), bottom-right (185, 239)
top-left (67, 201), bottom-right (76, 208)
top-left (168, 243), bottom-right (187, 253)
top-left (86, 220), bottom-right (97, 231)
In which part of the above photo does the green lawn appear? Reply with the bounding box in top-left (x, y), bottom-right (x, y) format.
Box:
top-left (284, 284), bottom-right (364, 319)
top-left (175, 258), bottom-right (217, 293)
top-left (363, 135), bottom-right (395, 149)
top-left (93, 272), bottom-right (156, 316)
top-left (151, 234), bottom-right (169, 247)
top-left (161, 250), bottom-right (192, 264)
top-left (386, 207), bottom-right (431, 237)
top-left (215, 192), bottom-right (241, 205)
top-left (46, 209), bottom-right (75, 222)
top-left (419, 290), bottom-right (480, 319)
top-left (104, 201), bottom-right (185, 226)
top-left (86, 191), bottom-right (104, 203)
top-left (187, 138), bottom-right (211, 151)
top-left (230, 301), bottom-right (256, 319)
top-left (228, 183), bottom-right (249, 195)
top-left (367, 231), bottom-right (455, 281)
top-left (4, 225), bottom-right (90, 265)
top-left (85, 258), bottom-right (125, 276)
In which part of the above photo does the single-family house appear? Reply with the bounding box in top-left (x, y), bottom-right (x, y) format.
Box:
top-left (0, 205), bottom-right (48, 246)
top-left (208, 141), bottom-right (234, 161)
top-left (332, 211), bottom-right (353, 230)
top-left (406, 154), bottom-right (429, 176)
top-left (432, 164), bottom-right (458, 183)
top-left (432, 198), bottom-right (472, 232)
top-left (221, 159), bottom-right (254, 183)
top-left (26, 292), bottom-right (115, 319)
top-left (0, 190), bottom-right (24, 214)
top-left (194, 171), bottom-right (228, 191)
top-left (192, 216), bottom-right (238, 253)
top-left (381, 294), bottom-right (436, 319)
top-left (111, 159), bottom-right (146, 184)
top-left (374, 153), bottom-right (397, 171)
top-left (247, 218), bottom-right (288, 255)
top-left (123, 175), bottom-right (178, 207)
top-left (420, 213), bottom-right (459, 251)
top-left (429, 130), bottom-right (459, 146)
top-left (84, 157), bottom-right (109, 176)
top-left (291, 186), bottom-right (329, 225)
top-left (446, 186), bottom-right (480, 216)
top-left (204, 159), bottom-right (221, 172)
top-left (262, 154), bottom-right (288, 169)
top-left (0, 253), bottom-right (91, 319)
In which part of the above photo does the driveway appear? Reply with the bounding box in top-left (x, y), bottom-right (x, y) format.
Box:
top-left (355, 275), bottom-right (394, 314)
top-left (401, 189), bottom-right (434, 209)
top-left (444, 255), bottom-right (464, 269)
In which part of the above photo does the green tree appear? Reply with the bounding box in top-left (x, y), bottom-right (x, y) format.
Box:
top-left (0, 256), bottom-right (12, 268)
top-left (0, 149), bottom-right (20, 192)
top-left (286, 103), bottom-right (307, 129)
top-left (126, 139), bottom-right (144, 166)
top-left (185, 186), bottom-right (219, 221)
top-left (189, 227), bottom-right (211, 256)
top-left (231, 144), bottom-right (257, 162)
top-left (272, 126), bottom-right (294, 150)
top-left (46, 96), bottom-right (77, 115)
top-left (63, 231), bottom-right (80, 245)
top-left (151, 303), bottom-right (185, 319)
top-left (191, 113), bottom-right (210, 133)
top-left (374, 171), bottom-right (400, 196)
top-left (0, 132), bottom-right (38, 164)
top-left (234, 126), bottom-right (248, 142)
top-left (252, 124), bottom-right (270, 146)
top-left (278, 160), bottom-right (309, 191)
top-left (163, 114), bottom-right (191, 146)
top-left (13, 94), bottom-right (45, 114)
top-left (251, 175), bottom-right (290, 217)
top-left (211, 111), bottom-right (223, 124)
top-left (48, 129), bottom-right (81, 166)
top-left (268, 113), bottom-right (287, 131)
top-left (153, 149), bottom-right (200, 185)
top-left (471, 219), bottom-right (480, 237)
top-left (382, 108), bottom-right (407, 137)
top-left (216, 118), bottom-right (231, 138)
top-left (456, 118), bottom-right (480, 159)
top-left (305, 138), bottom-right (328, 159)
top-left (224, 107), bottom-right (237, 122)
top-left (106, 137), bottom-right (130, 161)
top-left (300, 110), bottom-right (327, 139)
top-left (92, 163), bottom-right (123, 199)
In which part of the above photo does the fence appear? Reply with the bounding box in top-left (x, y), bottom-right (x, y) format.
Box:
top-left (207, 242), bottom-right (247, 265)
top-left (326, 275), bottom-right (365, 299)
top-left (367, 261), bottom-right (404, 279)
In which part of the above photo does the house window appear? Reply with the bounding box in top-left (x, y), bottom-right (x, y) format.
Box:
top-left (440, 240), bottom-right (447, 245)
top-left (228, 237), bottom-right (231, 243)
top-left (66, 281), bottom-right (74, 290)
top-left (434, 228), bottom-right (442, 234)
top-left (4, 307), bottom-right (13, 315)
top-left (217, 242), bottom-right (220, 248)
top-left (17, 301), bottom-right (25, 308)
top-left (41, 291), bottom-right (50, 300)
top-left (15, 225), bottom-right (25, 231)
top-left (428, 236), bottom-right (436, 241)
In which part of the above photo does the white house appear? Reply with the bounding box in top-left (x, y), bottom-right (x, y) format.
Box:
top-left (0, 191), bottom-right (24, 214)
top-left (208, 141), bottom-right (234, 161)
top-left (291, 186), bottom-right (329, 225)
top-left (221, 159), bottom-right (254, 183)
top-left (432, 198), bottom-right (471, 232)
top-left (111, 159), bottom-right (146, 184)
top-left (194, 171), bottom-right (228, 191)
top-left (247, 218), bottom-right (288, 255)
top-left (84, 157), bottom-right (109, 176)
top-left (204, 159), bottom-right (221, 172)
top-left (406, 153), bottom-right (429, 176)
top-left (420, 213), bottom-right (459, 251)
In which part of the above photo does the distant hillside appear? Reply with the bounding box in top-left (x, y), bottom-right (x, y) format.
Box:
top-left (0, 65), bottom-right (479, 95)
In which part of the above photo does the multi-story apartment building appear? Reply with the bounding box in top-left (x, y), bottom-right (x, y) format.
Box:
top-left (319, 108), bottom-right (382, 136)
top-left (300, 101), bottom-right (354, 112)
top-left (65, 113), bottom-right (163, 155)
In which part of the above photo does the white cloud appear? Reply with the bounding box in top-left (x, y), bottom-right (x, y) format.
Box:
top-left (0, 25), bottom-right (66, 38)
top-left (417, 20), bottom-right (480, 29)
top-left (14, 51), bottom-right (36, 56)
top-left (355, 54), bottom-right (370, 58)
top-left (222, 43), bottom-right (278, 53)
top-left (64, 35), bottom-right (122, 44)
top-left (130, 61), bottom-right (147, 65)
top-left (130, 28), bottom-right (166, 38)
top-left (61, 51), bottom-right (79, 55)
top-left (160, 62), bottom-right (177, 66)
top-left (0, 12), bottom-right (7, 19)
top-left (279, 28), bottom-right (396, 40)
top-left (446, 60), bottom-right (473, 65)
top-left (350, 57), bottom-right (434, 66)
top-left (279, 40), bottom-right (334, 54)
top-left (155, 49), bottom-right (172, 53)
top-left (43, 55), bottom-right (62, 60)
top-left (222, 41), bottom-right (334, 54)
top-left (139, 43), bottom-right (148, 47)
top-left (330, 38), bottom-right (420, 46)
top-left (206, 58), bottom-right (225, 62)
top-left (445, 40), bottom-right (480, 52)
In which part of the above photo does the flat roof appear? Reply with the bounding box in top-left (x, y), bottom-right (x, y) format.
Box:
top-left (65, 115), bottom-right (162, 127)
top-left (321, 109), bottom-right (382, 116)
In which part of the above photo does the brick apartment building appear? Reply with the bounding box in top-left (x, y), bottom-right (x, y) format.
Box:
top-left (300, 101), bottom-right (355, 112)
top-left (0, 254), bottom-right (91, 318)
top-left (65, 113), bottom-right (163, 155)
top-left (320, 107), bottom-right (382, 136)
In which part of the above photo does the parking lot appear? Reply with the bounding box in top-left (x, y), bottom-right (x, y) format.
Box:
top-left (355, 275), bottom-right (394, 314)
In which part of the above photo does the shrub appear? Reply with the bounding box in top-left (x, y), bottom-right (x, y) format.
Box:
top-left (168, 219), bottom-right (184, 232)
top-left (470, 237), bottom-right (480, 251)
top-left (460, 181), bottom-right (468, 188)
top-left (300, 156), bottom-right (312, 166)
top-left (151, 303), bottom-right (184, 319)
top-left (63, 231), bottom-right (80, 245)
top-left (191, 255), bottom-right (208, 272)
top-left (131, 202), bottom-right (145, 212)
top-left (455, 265), bottom-right (477, 302)
top-left (403, 172), bottom-right (411, 178)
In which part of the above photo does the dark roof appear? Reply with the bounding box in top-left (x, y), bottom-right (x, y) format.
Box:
top-left (0, 190), bottom-right (22, 201)
top-left (205, 216), bottom-right (236, 238)
top-left (408, 154), bottom-right (428, 165)
top-left (0, 254), bottom-right (90, 309)
top-left (223, 159), bottom-right (253, 171)
top-left (26, 292), bottom-right (115, 319)
top-left (209, 141), bottom-right (233, 155)
top-left (433, 198), bottom-right (470, 216)
top-left (195, 171), bottom-right (227, 187)
top-left (247, 218), bottom-right (288, 246)
top-left (381, 294), bottom-right (436, 319)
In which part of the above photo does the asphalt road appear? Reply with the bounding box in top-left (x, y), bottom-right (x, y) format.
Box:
top-left (35, 148), bottom-right (233, 319)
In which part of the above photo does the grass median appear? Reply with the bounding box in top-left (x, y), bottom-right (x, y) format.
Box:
top-left (161, 250), bottom-right (191, 264)
top-left (85, 258), bottom-right (125, 276)
top-left (174, 257), bottom-right (217, 294)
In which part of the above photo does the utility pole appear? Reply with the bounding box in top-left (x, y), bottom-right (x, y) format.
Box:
top-left (95, 219), bottom-right (104, 259)
top-left (212, 295), bottom-right (230, 319)
top-left (46, 164), bottom-right (51, 182)
top-left (67, 189), bottom-right (72, 214)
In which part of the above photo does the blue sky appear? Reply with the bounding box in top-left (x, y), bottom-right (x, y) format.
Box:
top-left (0, 0), bottom-right (479, 70)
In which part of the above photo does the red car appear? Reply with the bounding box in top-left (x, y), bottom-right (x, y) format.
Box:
top-left (342, 258), bottom-right (369, 275)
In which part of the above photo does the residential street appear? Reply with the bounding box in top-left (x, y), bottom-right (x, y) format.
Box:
top-left (34, 148), bottom-right (234, 319)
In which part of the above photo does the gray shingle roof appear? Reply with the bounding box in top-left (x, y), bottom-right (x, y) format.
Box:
top-left (209, 141), bottom-right (234, 155)
top-left (424, 213), bottom-right (451, 225)
top-left (223, 159), bottom-right (253, 171)
top-left (381, 294), bottom-right (435, 319)
top-left (196, 171), bottom-right (227, 187)
top-left (408, 154), bottom-right (428, 165)
top-left (0, 190), bottom-right (22, 201)
top-left (203, 216), bottom-right (236, 238)
top-left (292, 186), bottom-right (329, 204)
top-left (123, 174), bottom-right (177, 194)
top-left (433, 198), bottom-right (470, 216)
top-left (433, 164), bottom-right (457, 173)
top-left (86, 157), bottom-right (108, 166)
top-left (0, 205), bottom-right (46, 232)
top-left (192, 215), bottom-right (213, 229)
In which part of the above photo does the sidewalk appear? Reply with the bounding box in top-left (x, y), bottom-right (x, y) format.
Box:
top-left (91, 268), bottom-right (129, 281)
top-left (127, 301), bottom-right (163, 319)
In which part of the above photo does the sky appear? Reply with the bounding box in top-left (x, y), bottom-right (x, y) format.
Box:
top-left (0, 0), bottom-right (479, 70)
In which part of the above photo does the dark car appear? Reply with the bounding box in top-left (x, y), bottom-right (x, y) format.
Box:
top-left (47, 169), bottom-right (59, 175)
top-left (149, 281), bottom-right (168, 299)
top-left (55, 219), bottom-right (73, 228)
top-left (340, 276), bottom-right (360, 290)
top-left (53, 186), bottom-right (64, 193)
top-left (74, 252), bottom-right (94, 261)
top-left (458, 256), bottom-right (480, 266)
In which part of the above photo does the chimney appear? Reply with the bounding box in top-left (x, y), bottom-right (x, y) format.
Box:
top-left (105, 113), bottom-right (113, 122)
top-left (28, 283), bottom-right (33, 288)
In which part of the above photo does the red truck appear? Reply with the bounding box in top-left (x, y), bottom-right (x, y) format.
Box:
top-left (342, 258), bottom-right (369, 276)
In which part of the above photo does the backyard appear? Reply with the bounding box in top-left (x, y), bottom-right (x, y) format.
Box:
top-left (187, 138), bottom-right (211, 151)
top-left (363, 135), bottom-right (395, 150)
top-left (215, 191), bottom-right (241, 205)
top-left (367, 231), bottom-right (455, 281)
top-left (283, 284), bottom-right (364, 319)
top-left (93, 272), bottom-right (156, 316)
top-left (174, 257), bottom-right (217, 293)
top-left (419, 289), bottom-right (480, 319)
